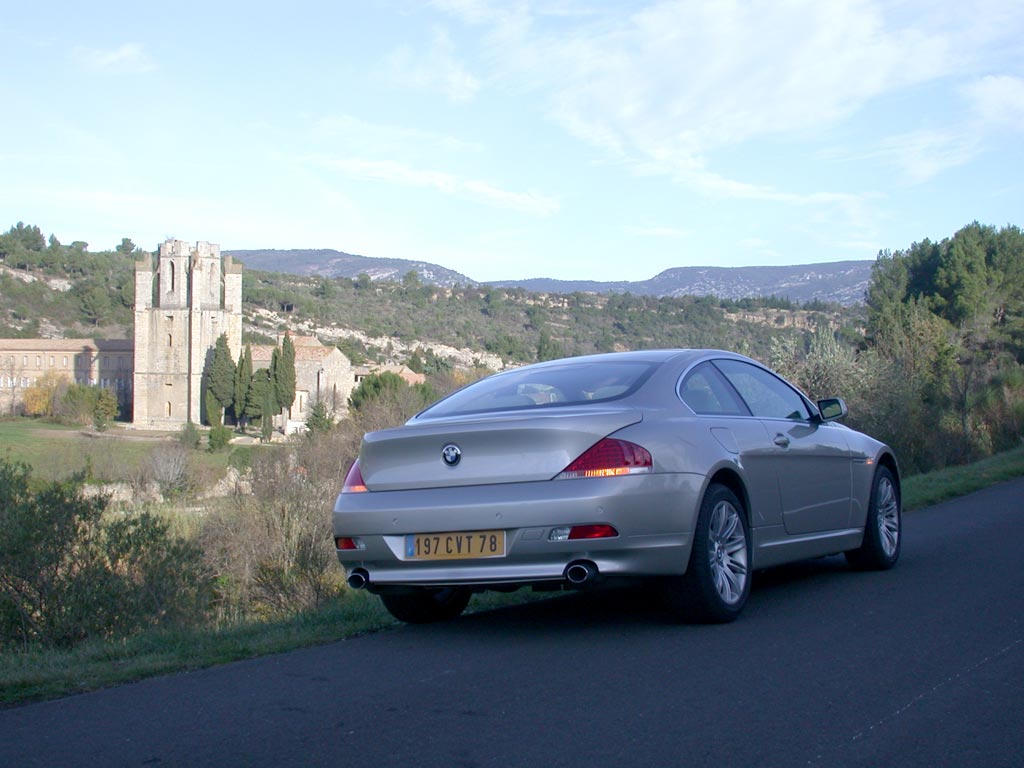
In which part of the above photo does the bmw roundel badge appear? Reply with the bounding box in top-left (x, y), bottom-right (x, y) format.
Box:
top-left (441, 443), bottom-right (462, 467)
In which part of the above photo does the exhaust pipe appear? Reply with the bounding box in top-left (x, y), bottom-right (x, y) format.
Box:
top-left (347, 568), bottom-right (370, 590)
top-left (565, 560), bottom-right (598, 586)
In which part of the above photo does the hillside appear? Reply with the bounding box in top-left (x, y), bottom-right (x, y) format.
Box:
top-left (225, 249), bottom-right (473, 288)
top-left (0, 222), bottom-right (860, 372)
top-left (491, 261), bottom-right (872, 305)
top-left (226, 248), bottom-right (872, 306)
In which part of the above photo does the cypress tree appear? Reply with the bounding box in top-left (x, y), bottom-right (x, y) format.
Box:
top-left (209, 334), bottom-right (236, 411)
top-left (234, 345), bottom-right (252, 427)
top-left (275, 333), bottom-right (297, 416)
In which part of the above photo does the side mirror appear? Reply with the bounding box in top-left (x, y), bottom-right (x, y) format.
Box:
top-left (816, 397), bottom-right (848, 423)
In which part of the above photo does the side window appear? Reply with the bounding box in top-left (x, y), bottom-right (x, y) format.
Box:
top-left (713, 360), bottom-right (811, 421)
top-left (679, 362), bottom-right (749, 416)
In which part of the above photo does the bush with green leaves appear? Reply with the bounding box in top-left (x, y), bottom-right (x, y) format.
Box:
top-left (208, 424), bottom-right (233, 452)
top-left (178, 421), bottom-right (201, 449)
top-left (0, 460), bottom-right (210, 649)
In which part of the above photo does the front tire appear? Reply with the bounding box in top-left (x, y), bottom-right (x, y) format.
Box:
top-left (667, 484), bottom-right (751, 623)
top-left (846, 465), bottom-right (901, 571)
top-left (380, 587), bottom-right (472, 624)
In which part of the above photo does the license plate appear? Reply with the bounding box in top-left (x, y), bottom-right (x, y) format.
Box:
top-left (405, 530), bottom-right (506, 561)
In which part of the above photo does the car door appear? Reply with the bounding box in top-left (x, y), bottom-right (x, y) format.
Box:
top-left (712, 359), bottom-right (853, 535)
top-left (678, 361), bottom-right (785, 529)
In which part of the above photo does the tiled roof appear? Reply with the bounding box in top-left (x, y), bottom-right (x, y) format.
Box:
top-left (0, 338), bottom-right (133, 351)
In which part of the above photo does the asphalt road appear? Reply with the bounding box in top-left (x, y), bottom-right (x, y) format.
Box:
top-left (2, 479), bottom-right (1022, 768)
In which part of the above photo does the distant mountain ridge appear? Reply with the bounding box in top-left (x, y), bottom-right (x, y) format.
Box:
top-left (491, 261), bottom-right (873, 305)
top-left (226, 248), bottom-right (872, 305)
top-left (225, 249), bottom-right (473, 288)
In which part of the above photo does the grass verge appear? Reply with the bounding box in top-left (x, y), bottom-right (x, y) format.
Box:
top-left (901, 444), bottom-right (1024, 510)
top-left (3, 446), bottom-right (1023, 706)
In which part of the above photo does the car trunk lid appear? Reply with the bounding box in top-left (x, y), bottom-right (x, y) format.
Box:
top-left (359, 407), bottom-right (643, 491)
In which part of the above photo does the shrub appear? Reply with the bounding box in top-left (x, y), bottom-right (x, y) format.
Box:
top-left (227, 446), bottom-right (254, 471)
top-left (201, 428), bottom-right (357, 621)
top-left (208, 425), bottom-right (233, 452)
top-left (146, 443), bottom-right (193, 496)
top-left (178, 421), bottom-right (201, 449)
top-left (0, 460), bottom-right (210, 649)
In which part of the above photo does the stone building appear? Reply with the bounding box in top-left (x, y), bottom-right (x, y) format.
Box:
top-left (132, 240), bottom-right (243, 427)
top-left (251, 334), bottom-right (355, 434)
top-left (0, 238), bottom-right (357, 429)
top-left (0, 338), bottom-right (134, 415)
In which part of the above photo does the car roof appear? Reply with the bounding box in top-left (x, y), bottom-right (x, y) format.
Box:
top-left (526, 348), bottom-right (748, 369)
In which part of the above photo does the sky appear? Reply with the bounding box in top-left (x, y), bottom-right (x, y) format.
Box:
top-left (2, 1), bottom-right (1022, 283)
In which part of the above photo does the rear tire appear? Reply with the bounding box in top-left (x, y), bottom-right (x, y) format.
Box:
top-left (846, 466), bottom-right (901, 571)
top-left (380, 587), bottom-right (472, 624)
top-left (667, 484), bottom-right (751, 623)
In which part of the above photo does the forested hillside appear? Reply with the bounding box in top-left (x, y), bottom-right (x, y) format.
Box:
top-left (2, 219), bottom-right (1022, 475)
top-left (0, 221), bottom-right (854, 368)
top-left (773, 222), bottom-right (1024, 472)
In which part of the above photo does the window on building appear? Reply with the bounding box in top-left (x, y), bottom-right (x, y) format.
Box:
top-left (36, 356), bottom-right (41, 367)
top-left (49, 356), bottom-right (54, 367)
top-left (63, 356), bottom-right (68, 367)
top-left (166, 402), bottom-right (172, 417)
top-left (168, 334), bottom-right (173, 347)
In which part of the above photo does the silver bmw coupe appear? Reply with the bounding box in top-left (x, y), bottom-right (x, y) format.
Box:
top-left (333, 349), bottom-right (901, 624)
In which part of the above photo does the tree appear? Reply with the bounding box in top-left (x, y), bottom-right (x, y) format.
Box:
top-left (537, 328), bottom-right (564, 361)
top-left (234, 345), bottom-right (253, 428)
top-left (246, 368), bottom-right (276, 423)
top-left (208, 334), bottom-right (236, 413)
top-left (348, 372), bottom-right (406, 411)
top-left (313, 276), bottom-right (336, 301)
top-left (407, 349), bottom-right (425, 374)
top-left (306, 400), bottom-right (332, 433)
top-left (92, 388), bottom-right (118, 431)
top-left (261, 383), bottom-right (276, 443)
top-left (75, 283), bottom-right (113, 326)
top-left (274, 334), bottom-right (296, 417)
top-left (22, 372), bottom-right (66, 418)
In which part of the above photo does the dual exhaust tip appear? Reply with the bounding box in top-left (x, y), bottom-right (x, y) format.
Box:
top-left (347, 561), bottom-right (599, 590)
top-left (564, 560), bottom-right (599, 586)
top-left (347, 568), bottom-right (370, 590)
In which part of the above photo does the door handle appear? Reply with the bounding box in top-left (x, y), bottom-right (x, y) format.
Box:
top-left (773, 434), bottom-right (790, 448)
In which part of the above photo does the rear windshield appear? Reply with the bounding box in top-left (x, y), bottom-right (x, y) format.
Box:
top-left (418, 361), bottom-right (658, 419)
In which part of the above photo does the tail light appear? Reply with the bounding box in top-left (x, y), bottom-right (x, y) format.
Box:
top-left (556, 438), bottom-right (652, 480)
top-left (341, 459), bottom-right (368, 494)
top-left (334, 537), bottom-right (365, 550)
top-left (549, 524), bottom-right (619, 541)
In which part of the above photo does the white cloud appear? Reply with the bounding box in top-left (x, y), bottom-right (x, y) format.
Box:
top-left (963, 75), bottom-right (1024, 132)
top-left (386, 27), bottom-right (481, 102)
top-left (869, 130), bottom-right (980, 184)
top-left (312, 156), bottom-right (560, 217)
top-left (493, 1), bottom-right (952, 167)
top-left (73, 43), bottom-right (154, 73)
top-left (433, 1), bottom-right (1023, 200)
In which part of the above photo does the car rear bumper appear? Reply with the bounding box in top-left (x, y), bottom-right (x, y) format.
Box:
top-left (333, 472), bottom-right (704, 587)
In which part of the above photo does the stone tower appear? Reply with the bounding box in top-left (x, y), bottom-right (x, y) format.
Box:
top-left (133, 239), bottom-right (242, 427)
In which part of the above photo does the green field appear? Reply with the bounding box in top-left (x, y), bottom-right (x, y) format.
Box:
top-left (0, 418), bottom-right (236, 483)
